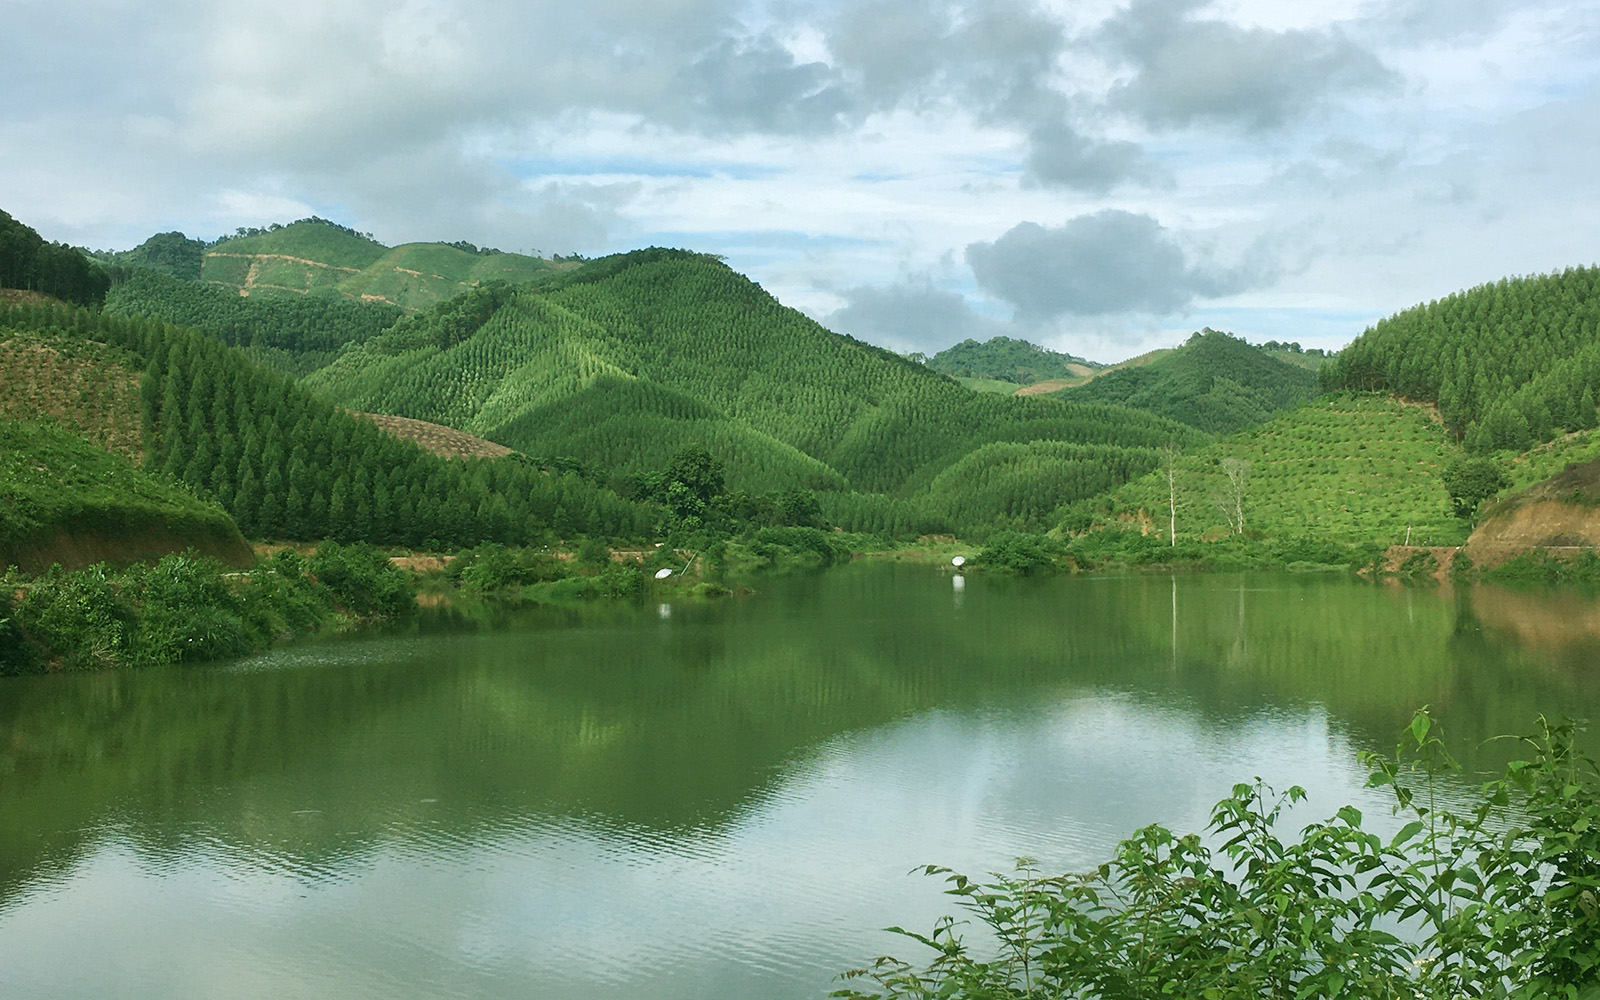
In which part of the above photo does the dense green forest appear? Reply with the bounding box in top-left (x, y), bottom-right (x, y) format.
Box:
top-left (305, 249), bottom-right (1200, 534)
top-left (0, 210), bottom-right (110, 307)
top-left (1055, 328), bottom-right (1320, 434)
top-left (1322, 266), bottom-right (1600, 452)
top-left (924, 335), bottom-right (1099, 384)
top-left (0, 299), bottom-right (658, 548)
top-left (105, 268), bottom-right (403, 375)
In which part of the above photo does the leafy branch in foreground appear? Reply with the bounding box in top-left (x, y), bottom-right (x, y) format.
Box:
top-left (835, 710), bottom-right (1600, 1000)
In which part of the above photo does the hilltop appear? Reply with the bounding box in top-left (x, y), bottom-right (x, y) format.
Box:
top-left (1322, 265), bottom-right (1600, 452)
top-left (198, 219), bottom-right (567, 310)
top-left (101, 218), bottom-right (571, 316)
top-left (925, 336), bottom-right (1101, 389)
top-left (1051, 329), bottom-right (1320, 435)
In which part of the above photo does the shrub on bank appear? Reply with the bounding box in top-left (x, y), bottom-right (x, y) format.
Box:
top-left (835, 711), bottom-right (1600, 1000)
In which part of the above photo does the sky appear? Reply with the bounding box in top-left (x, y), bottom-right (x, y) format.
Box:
top-left (4, 0), bottom-right (1599, 363)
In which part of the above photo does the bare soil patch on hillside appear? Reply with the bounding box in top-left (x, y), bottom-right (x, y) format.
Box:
top-left (352, 411), bottom-right (514, 460)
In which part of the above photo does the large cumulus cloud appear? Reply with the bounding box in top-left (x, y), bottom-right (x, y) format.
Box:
top-left (966, 211), bottom-right (1273, 320)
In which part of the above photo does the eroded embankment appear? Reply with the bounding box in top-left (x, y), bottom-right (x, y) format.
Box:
top-left (1466, 500), bottom-right (1600, 568)
top-left (1, 523), bottom-right (254, 574)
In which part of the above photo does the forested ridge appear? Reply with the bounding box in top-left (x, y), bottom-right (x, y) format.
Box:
top-left (305, 248), bottom-right (1202, 533)
top-left (924, 335), bottom-right (1099, 384)
top-left (1323, 266), bottom-right (1600, 452)
top-left (1055, 328), bottom-right (1320, 434)
top-left (105, 268), bottom-right (403, 376)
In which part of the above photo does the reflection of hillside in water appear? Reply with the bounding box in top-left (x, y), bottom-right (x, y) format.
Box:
top-left (4, 567), bottom-right (1600, 913)
top-left (1470, 583), bottom-right (1600, 670)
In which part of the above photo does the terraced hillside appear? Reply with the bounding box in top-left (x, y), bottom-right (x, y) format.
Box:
top-left (1077, 394), bottom-right (1467, 548)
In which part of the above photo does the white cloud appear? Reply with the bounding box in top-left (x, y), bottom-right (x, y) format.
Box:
top-left (2, 0), bottom-right (1598, 361)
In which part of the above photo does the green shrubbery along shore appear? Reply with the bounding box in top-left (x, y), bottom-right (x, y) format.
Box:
top-left (837, 710), bottom-right (1600, 1000)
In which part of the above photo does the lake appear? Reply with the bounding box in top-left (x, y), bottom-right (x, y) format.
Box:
top-left (2, 564), bottom-right (1598, 998)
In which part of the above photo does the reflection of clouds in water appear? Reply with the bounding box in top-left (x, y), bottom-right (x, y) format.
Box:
top-left (0, 696), bottom-right (1399, 1000)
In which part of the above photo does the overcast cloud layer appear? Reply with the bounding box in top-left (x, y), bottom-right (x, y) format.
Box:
top-left (4, 0), bottom-right (1598, 361)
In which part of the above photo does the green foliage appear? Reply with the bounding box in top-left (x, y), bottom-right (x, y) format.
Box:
top-left (925, 336), bottom-right (1099, 385)
top-left (1441, 455), bottom-right (1509, 519)
top-left (1056, 329), bottom-right (1320, 434)
top-left (836, 710), bottom-right (1600, 1000)
top-left (305, 250), bottom-right (1200, 535)
top-left (450, 543), bottom-right (570, 592)
top-left (977, 531), bottom-right (1062, 574)
top-left (1080, 394), bottom-right (1468, 549)
top-left (98, 231), bottom-right (206, 280)
top-left (105, 268), bottom-right (402, 375)
top-left (306, 542), bottom-right (413, 617)
top-left (1482, 549), bottom-right (1600, 587)
top-left (1324, 266), bottom-right (1600, 452)
top-left (0, 209), bottom-right (111, 306)
top-left (5, 551), bottom-right (354, 671)
top-left (0, 297), bottom-right (655, 549)
top-left (0, 416), bottom-right (241, 562)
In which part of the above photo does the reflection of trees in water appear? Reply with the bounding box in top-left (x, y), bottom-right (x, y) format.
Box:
top-left (4, 568), bottom-right (1600, 906)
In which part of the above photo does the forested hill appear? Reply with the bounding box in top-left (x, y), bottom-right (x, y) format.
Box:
top-left (105, 269), bottom-right (403, 376)
top-left (925, 336), bottom-right (1100, 385)
top-left (305, 248), bottom-right (1203, 532)
top-left (1322, 266), bottom-right (1600, 452)
top-left (1053, 329), bottom-right (1320, 435)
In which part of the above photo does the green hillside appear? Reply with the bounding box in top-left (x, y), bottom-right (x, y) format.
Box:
top-left (0, 418), bottom-right (249, 571)
top-left (305, 249), bottom-right (1202, 533)
top-left (1322, 266), bottom-right (1600, 452)
top-left (1069, 393), bottom-right (1466, 548)
top-left (106, 269), bottom-right (402, 376)
top-left (926, 335), bottom-right (1100, 385)
top-left (194, 218), bottom-right (566, 311)
top-left (1053, 329), bottom-right (1319, 434)
top-left (0, 298), bottom-right (657, 549)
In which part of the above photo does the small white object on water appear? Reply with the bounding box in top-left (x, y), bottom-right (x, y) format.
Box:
top-left (951, 555), bottom-right (966, 567)
top-left (952, 574), bottom-right (965, 591)
top-left (654, 567), bottom-right (674, 579)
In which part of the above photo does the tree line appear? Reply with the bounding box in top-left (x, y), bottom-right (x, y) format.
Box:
top-left (1323, 266), bottom-right (1600, 452)
top-left (0, 299), bottom-right (659, 548)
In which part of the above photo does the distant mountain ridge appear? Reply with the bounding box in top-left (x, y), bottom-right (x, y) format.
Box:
top-left (101, 218), bottom-right (570, 313)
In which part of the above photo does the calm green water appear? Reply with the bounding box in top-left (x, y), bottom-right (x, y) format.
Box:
top-left (2, 565), bottom-right (1599, 998)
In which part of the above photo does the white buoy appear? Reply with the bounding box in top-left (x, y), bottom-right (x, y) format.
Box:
top-left (951, 555), bottom-right (966, 567)
top-left (654, 567), bottom-right (674, 579)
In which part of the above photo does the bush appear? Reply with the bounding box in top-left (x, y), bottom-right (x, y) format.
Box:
top-left (308, 541), bottom-right (414, 617)
top-left (835, 711), bottom-right (1600, 1000)
top-left (977, 531), bottom-right (1062, 575)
